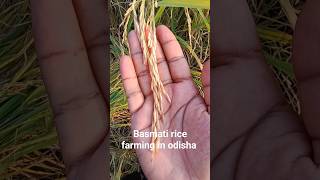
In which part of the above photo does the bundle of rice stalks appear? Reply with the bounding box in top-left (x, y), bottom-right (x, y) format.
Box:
top-left (120, 0), bottom-right (171, 154)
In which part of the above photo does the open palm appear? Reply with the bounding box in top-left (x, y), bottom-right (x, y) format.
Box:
top-left (31, 1), bottom-right (108, 179)
top-left (120, 25), bottom-right (210, 180)
top-left (213, 0), bottom-right (320, 179)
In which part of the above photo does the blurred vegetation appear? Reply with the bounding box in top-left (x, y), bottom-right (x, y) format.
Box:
top-left (248, 0), bottom-right (304, 113)
top-left (0, 0), bottom-right (303, 179)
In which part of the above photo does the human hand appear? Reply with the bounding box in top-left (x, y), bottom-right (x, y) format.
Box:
top-left (213, 0), bottom-right (320, 179)
top-left (120, 25), bottom-right (210, 180)
top-left (30, 1), bottom-right (108, 179)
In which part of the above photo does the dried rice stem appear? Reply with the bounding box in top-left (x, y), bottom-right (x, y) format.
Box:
top-left (185, 8), bottom-right (192, 49)
top-left (121, 0), bottom-right (171, 156)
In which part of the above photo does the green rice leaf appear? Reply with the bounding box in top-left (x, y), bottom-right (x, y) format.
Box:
top-left (264, 53), bottom-right (295, 80)
top-left (158, 0), bottom-right (210, 9)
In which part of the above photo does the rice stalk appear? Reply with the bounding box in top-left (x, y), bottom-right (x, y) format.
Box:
top-left (185, 8), bottom-right (192, 49)
top-left (121, 0), bottom-right (171, 155)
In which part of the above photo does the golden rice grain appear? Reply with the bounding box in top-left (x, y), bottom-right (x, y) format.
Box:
top-left (121, 0), bottom-right (171, 156)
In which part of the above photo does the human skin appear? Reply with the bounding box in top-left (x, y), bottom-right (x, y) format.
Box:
top-left (120, 26), bottom-right (210, 180)
top-left (30, 0), bottom-right (108, 179)
top-left (30, 0), bottom-right (210, 179)
top-left (213, 0), bottom-right (320, 179)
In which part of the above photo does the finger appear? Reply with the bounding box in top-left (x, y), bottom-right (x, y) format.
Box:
top-left (293, 0), bottom-right (320, 164)
top-left (156, 25), bottom-right (192, 82)
top-left (120, 56), bottom-right (144, 113)
top-left (72, 0), bottom-right (108, 102)
top-left (128, 31), bottom-right (152, 96)
top-left (202, 60), bottom-right (210, 111)
top-left (156, 39), bottom-right (173, 86)
top-left (128, 30), bottom-right (172, 94)
top-left (214, 0), bottom-right (260, 56)
top-left (30, 0), bottom-right (107, 171)
top-left (212, 0), bottom-right (284, 160)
